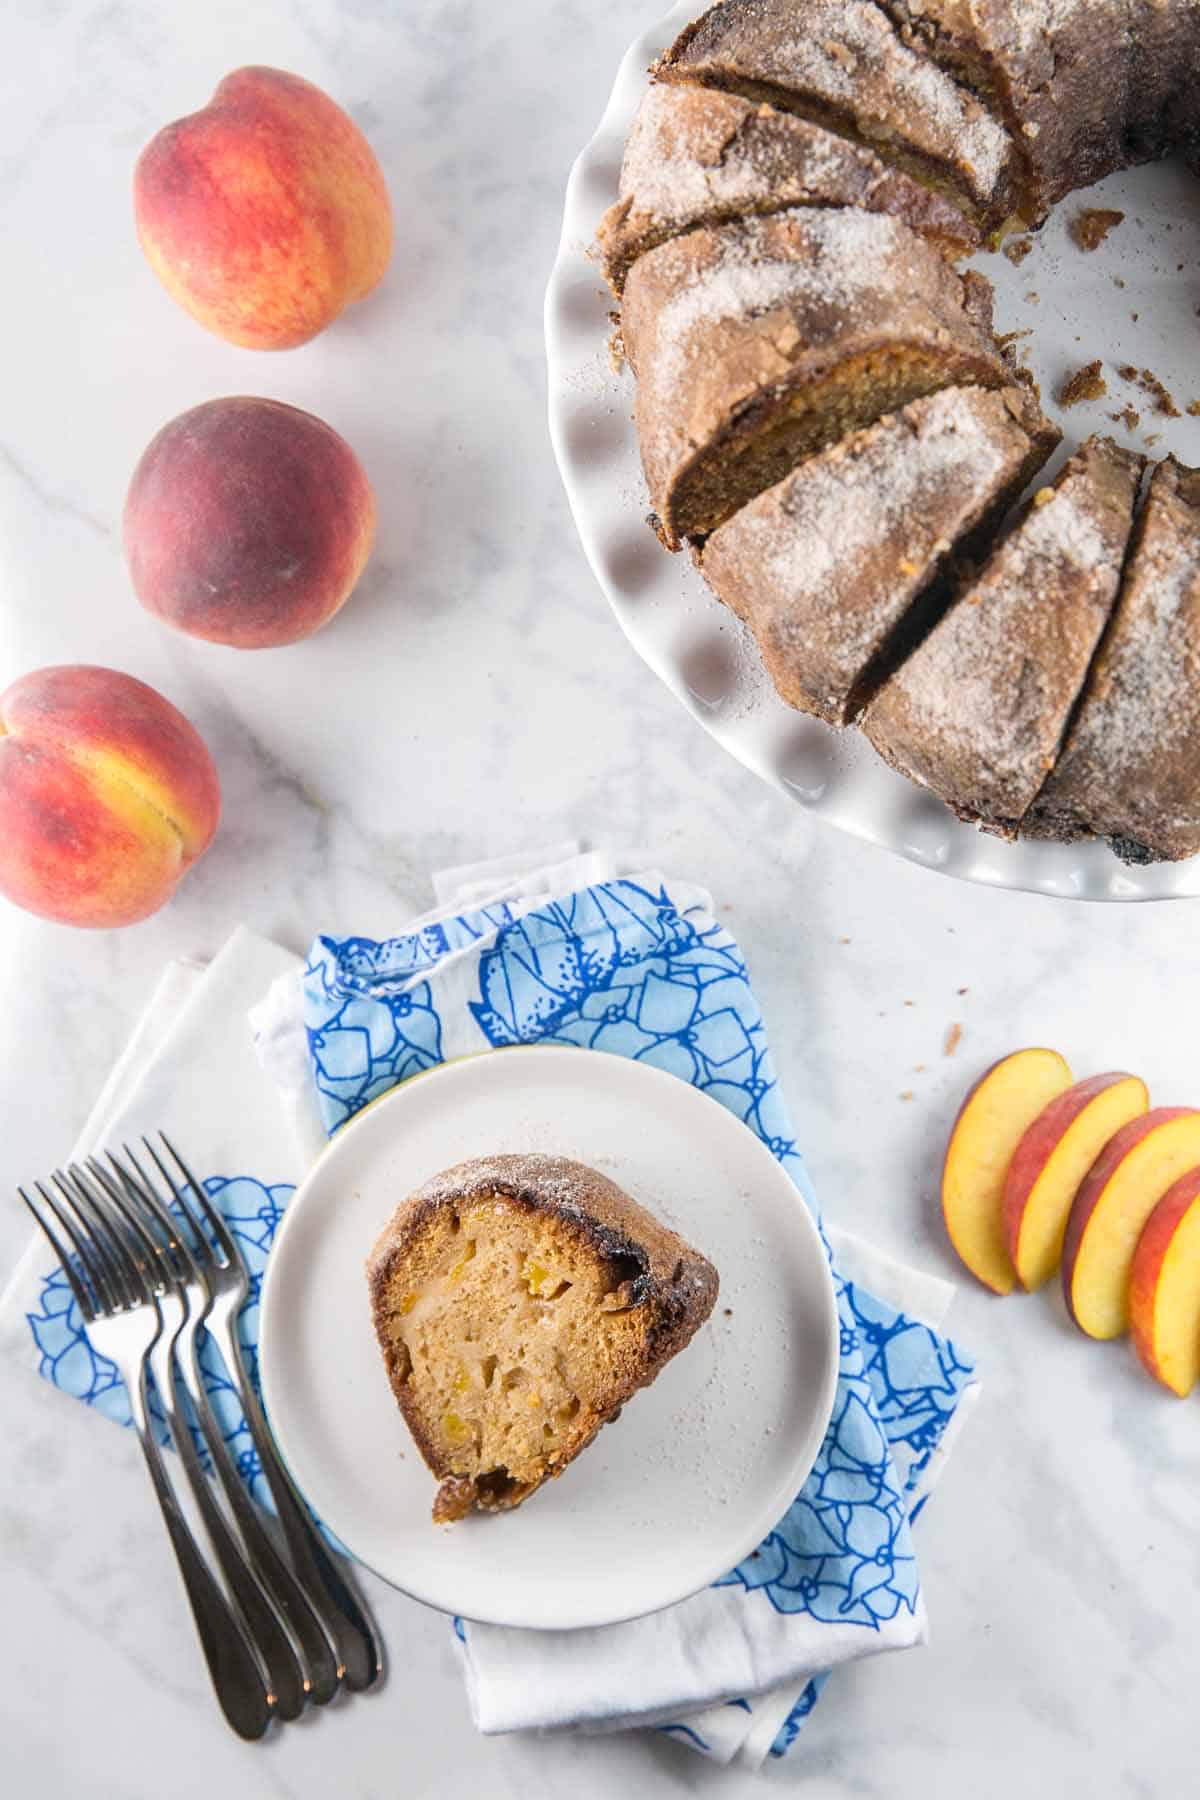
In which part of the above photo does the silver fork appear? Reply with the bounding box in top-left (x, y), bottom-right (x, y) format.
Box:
top-left (139, 1134), bottom-right (383, 1693)
top-left (70, 1160), bottom-right (310, 1721)
top-left (97, 1146), bottom-right (341, 1706)
top-left (19, 1177), bottom-right (275, 1741)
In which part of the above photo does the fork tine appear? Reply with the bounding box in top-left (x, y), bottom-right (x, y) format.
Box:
top-left (19, 1184), bottom-right (99, 1321)
top-left (51, 1171), bottom-right (131, 1309)
top-left (154, 1134), bottom-right (239, 1271)
top-left (80, 1158), bottom-right (174, 1290)
top-left (104, 1149), bottom-right (200, 1282)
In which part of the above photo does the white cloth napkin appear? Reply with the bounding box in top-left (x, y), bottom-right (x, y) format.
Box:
top-left (1, 848), bottom-right (980, 1771)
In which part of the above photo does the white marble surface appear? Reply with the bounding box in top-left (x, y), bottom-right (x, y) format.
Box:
top-left (1, 2), bottom-right (1198, 1794)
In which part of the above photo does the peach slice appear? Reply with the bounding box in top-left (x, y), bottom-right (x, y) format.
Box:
top-left (942, 1048), bottom-right (1073, 1294)
top-left (1062, 1108), bottom-right (1200, 1338)
top-left (1129, 1169), bottom-right (1200, 1396)
top-left (1002, 1073), bottom-right (1149, 1291)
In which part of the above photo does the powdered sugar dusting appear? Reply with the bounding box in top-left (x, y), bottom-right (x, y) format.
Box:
top-left (678, 0), bottom-right (1012, 201)
top-left (708, 385), bottom-right (1023, 671)
top-left (869, 443), bottom-right (1139, 814)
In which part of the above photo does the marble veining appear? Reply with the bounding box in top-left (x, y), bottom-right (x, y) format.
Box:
top-left (0, 1), bottom-right (1198, 1795)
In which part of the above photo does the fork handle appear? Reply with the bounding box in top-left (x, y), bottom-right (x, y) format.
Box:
top-left (128, 1374), bottom-right (274, 1740)
top-left (216, 1318), bottom-right (383, 1693)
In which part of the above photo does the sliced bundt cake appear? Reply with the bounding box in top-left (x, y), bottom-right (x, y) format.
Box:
top-left (598, 83), bottom-right (977, 293)
top-left (699, 383), bottom-right (1059, 724)
top-left (1026, 457), bottom-right (1200, 864)
top-left (878, 0), bottom-right (1144, 218)
top-left (861, 436), bottom-right (1146, 837)
top-left (621, 206), bottom-right (1010, 547)
top-left (655, 0), bottom-right (1022, 229)
top-left (367, 1153), bottom-right (719, 1522)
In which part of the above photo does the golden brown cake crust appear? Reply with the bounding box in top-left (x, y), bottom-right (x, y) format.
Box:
top-left (621, 206), bottom-right (1009, 547)
top-left (699, 383), bottom-right (1059, 724)
top-left (657, 0), bottom-right (1020, 223)
top-left (597, 83), bottom-right (977, 293)
top-left (366, 1153), bottom-right (719, 1521)
top-left (1026, 458), bottom-right (1200, 863)
top-left (862, 436), bottom-right (1146, 836)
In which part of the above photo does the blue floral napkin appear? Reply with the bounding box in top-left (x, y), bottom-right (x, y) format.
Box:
top-left (293, 857), bottom-right (980, 1767)
top-left (0, 851), bottom-right (979, 1772)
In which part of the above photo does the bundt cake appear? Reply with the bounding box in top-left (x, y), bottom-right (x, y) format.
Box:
top-left (597, 0), bottom-right (1200, 863)
top-left (861, 437), bottom-right (1146, 837)
top-left (656, 0), bottom-right (1021, 228)
top-left (366, 1153), bottom-right (719, 1522)
top-left (598, 82), bottom-right (977, 294)
top-left (1026, 456), bottom-right (1200, 863)
top-left (699, 383), bottom-right (1059, 723)
top-left (621, 206), bottom-right (1009, 546)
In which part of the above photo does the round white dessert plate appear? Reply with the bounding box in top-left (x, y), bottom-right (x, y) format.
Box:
top-left (544, 0), bottom-right (1200, 900)
top-left (259, 1044), bottom-right (839, 1632)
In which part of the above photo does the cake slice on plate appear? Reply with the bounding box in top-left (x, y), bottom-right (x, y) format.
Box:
top-left (698, 383), bottom-right (1059, 725)
top-left (861, 435), bottom-right (1146, 838)
top-left (597, 82), bottom-right (976, 294)
top-left (655, 0), bottom-right (1021, 230)
top-left (621, 206), bottom-right (1009, 547)
top-left (367, 1153), bottom-right (719, 1522)
top-left (1026, 456), bottom-right (1200, 864)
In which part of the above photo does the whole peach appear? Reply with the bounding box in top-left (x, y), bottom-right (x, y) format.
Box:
top-left (124, 397), bottom-right (376, 649)
top-left (0, 666), bottom-right (220, 929)
top-left (134, 66), bottom-right (392, 350)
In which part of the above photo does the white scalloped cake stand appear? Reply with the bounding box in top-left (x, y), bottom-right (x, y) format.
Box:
top-left (544, 0), bottom-right (1200, 901)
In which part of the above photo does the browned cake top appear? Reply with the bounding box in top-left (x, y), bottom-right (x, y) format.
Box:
top-left (700, 383), bottom-right (1058, 723)
top-left (1028, 457), bottom-right (1200, 862)
top-left (621, 205), bottom-right (1007, 542)
top-left (597, 82), bottom-right (976, 290)
top-left (658, 0), bottom-right (1017, 216)
top-left (862, 435), bottom-right (1146, 834)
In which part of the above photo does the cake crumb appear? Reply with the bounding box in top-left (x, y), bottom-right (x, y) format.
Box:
top-left (956, 986), bottom-right (968, 996)
top-left (1118, 365), bottom-right (1181, 417)
top-left (838, 936), bottom-right (851, 944)
top-left (944, 1022), bottom-right (963, 1057)
top-left (1057, 360), bottom-right (1106, 407)
top-left (1188, 401), bottom-right (1200, 417)
top-left (1033, 486), bottom-right (1056, 507)
top-left (1110, 405), bottom-right (1141, 430)
top-left (899, 1091), bottom-right (914, 1102)
top-left (723, 1308), bottom-right (733, 1317)
top-left (914, 1063), bottom-right (926, 1073)
top-left (1002, 234), bottom-right (1034, 265)
top-left (903, 1000), bottom-right (914, 1008)
top-left (1069, 207), bottom-right (1125, 251)
top-left (1112, 276), bottom-right (1126, 289)
top-left (1144, 433), bottom-right (1161, 447)
top-left (1024, 291), bottom-right (1040, 304)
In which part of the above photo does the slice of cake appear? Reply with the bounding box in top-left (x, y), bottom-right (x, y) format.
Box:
top-left (655, 0), bottom-right (1021, 229)
top-left (622, 206), bottom-right (1009, 548)
top-left (879, 0), bottom-right (1140, 219)
top-left (1026, 457), bottom-right (1200, 864)
top-left (699, 383), bottom-right (1059, 724)
top-left (861, 436), bottom-right (1146, 837)
top-left (366, 1153), bottom-right (719, 1522)
top-left (597, 83), bottom-right (977, 294)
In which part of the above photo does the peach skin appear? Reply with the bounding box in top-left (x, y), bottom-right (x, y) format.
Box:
top-left (0, 666), bottom-right (220, 928)
top-left (124, 397), bottom-right (376, 649)
top-left (1002, 1073), bottom-right (1150, 1292)
top-left (1130, 1169), bottom-right (1200, 1396)
top-left (134, 67), bottom-right (392, 349)
top-left (1062, 1108), bottom-right (1200, 1339)
top-left (942, 1047), bottom-right (1073, 1295)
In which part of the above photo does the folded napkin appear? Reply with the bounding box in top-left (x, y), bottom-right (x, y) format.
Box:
top-left (0, 847), bottom-right (979, 1770)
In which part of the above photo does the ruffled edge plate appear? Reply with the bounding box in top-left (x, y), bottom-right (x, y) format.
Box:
top-left (543, 0), bottom-right (1200, 901)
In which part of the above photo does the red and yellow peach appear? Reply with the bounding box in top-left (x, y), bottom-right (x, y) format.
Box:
top-left (0, 665), bottom-right (220, 928)
top-left (133, 66), bottom-right (392, 350)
